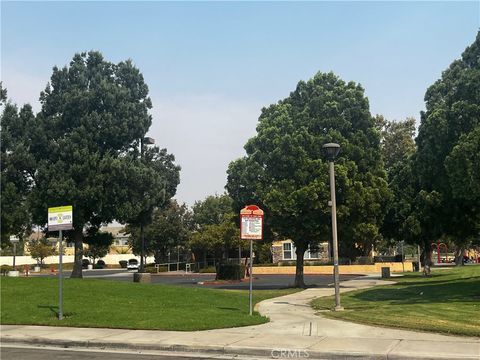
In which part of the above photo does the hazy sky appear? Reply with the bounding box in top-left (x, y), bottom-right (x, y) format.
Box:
top-left (2, 1), bottom-right (479, 206)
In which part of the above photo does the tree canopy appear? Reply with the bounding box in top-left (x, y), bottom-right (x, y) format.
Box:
top-left (412, 32), bottom-right (480, 263)
top-left (19, 51), bottom-right (179, 277)
top-left (84, 228), bottom-right (114, 265)
top-left (227, 71), bottom-right (390, 287)
top-left (0, 84), bottom-right (36, 252)
top-left (127, 200), bottom-right (192, 264)
top-left (189, 194), bottom-right (242, 264)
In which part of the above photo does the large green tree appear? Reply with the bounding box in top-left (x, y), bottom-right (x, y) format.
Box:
top-left (413, 32), bottom-right (480, 265)
top-left (27, 51), bottom-right (177, 277)
top-left (84, 228), bottom-right (114, 266)
top-left (127, 200), bottom-right (192, 264)
top-left (227, 72), bottom-right (390, 287)
top-left (378, 117), bottom-right (417, 247)
top-left (0, 86), bottom-right (36, 252)
top-left (189, 194), bottom-right (244, 264)
top-left (192, 194), bottom-right (234, 227)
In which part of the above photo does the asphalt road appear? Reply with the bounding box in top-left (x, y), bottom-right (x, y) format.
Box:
top-left (0, 346), bottom-right (251, 360)
top-left (36, 269), bottom-right (360, 289)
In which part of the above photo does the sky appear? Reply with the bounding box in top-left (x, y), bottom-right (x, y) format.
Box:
top-left (2, 1), bottom-right (479, 207)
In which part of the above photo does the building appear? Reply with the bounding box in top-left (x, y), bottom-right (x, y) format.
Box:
top-left (23, 226), bottom-right (132, 256)
top-left (106, 226), bottom-right (131, 254)
top-left (271, 240), bottom-right (329, 264)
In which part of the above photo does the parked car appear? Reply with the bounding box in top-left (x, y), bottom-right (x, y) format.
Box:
top-left (127, 258), bottom-right (139, 270)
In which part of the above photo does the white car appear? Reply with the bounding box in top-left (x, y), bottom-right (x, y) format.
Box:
top-left (127, 258), bottom-right (139, 270)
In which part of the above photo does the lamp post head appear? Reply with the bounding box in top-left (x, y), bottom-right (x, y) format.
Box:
top-left (143, 137), bottom-right (155, 145)
top-left (9, 235), bottom-right (20, 244)
top-left (323, 143), bottom-right (341, 161)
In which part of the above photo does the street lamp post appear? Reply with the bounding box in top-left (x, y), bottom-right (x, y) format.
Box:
top-left (323, 143), bottom-right (344, 312)
top-left (139, 136), bottom-right (155, 273)
top-left (9, 236), bottom-right (20, 271)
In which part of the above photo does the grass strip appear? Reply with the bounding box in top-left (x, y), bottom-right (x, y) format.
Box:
top-left (311, 266), bottom-right (480, 337)
top-left (1, 277), bottom-right (298, 331)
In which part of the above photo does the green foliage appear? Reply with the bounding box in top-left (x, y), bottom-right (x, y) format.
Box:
top-left (413, 32), bottom-right (480, 258)
top-left (0, 82), bottom-right (7, 103)
top-left (377, 116), bottom-right (416, 172)
top-left (0, 99), bottom-right (35, 249)
top-left (27, 238), bottom-right (56, 265)
top-left (143, 265), bottom-right (167, 273)
top-left (445, 126), bottom-right (480, 201)
top-left (1, 265), bottom-right (13, 275)
top-left (84, 229), bottom-right (114, 265)
top-left (192, 194), bottom-right (234, 226)
top-left (19, 51), bottom-right (179, 277)
top-left (227, 71), bottom-right (390, 286)
top-left (198, 266), bottom-right (216, 273)
top-left (377, 117), bottom-right (417, 245)
top-left (127, 200), bottom-right (192, 263)
top-left (189, 213), bottom-right (241, 261)
top-left (189, 194), bottom-right (244, 262)
top-left (216, 263), bottom-right (245, 280)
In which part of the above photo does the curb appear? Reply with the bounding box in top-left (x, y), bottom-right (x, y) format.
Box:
top-left (2, 336), bottom-right (479, 360)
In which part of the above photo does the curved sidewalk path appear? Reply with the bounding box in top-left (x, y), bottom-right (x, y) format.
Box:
top-left (1, 276), bottom-right (479, 359)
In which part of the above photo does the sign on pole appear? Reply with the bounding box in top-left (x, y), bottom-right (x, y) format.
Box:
top-left (240, 205), bottom-right (264, 316)
top-left (240, 205), bottom-right (264, 241)
top-left (48, 206), bottom-right (73, 231)
top-left (47, 205), bottom-right (72, 321)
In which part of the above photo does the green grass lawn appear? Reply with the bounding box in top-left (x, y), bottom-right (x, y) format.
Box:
top-left (1, 277), bottom-right (297, 331)
top-left (312, 265), bottom-right (480, 337)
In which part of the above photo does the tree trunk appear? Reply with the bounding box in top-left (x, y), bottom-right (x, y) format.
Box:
top-left (70, 227), bottom-right (84, 278)
top-left (454, 246), bottom-right (464, 266)
top-left (421, 242), bottom-right (433, 276)
top-left (294, 243), bottom-right (307, 288)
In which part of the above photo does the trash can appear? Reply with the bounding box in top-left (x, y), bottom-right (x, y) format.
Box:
top-left (381, 267), bottom-right (391, 278)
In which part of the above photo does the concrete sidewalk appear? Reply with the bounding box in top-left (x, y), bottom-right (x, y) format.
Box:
top-left (1, 277), bottom-right (479, 359)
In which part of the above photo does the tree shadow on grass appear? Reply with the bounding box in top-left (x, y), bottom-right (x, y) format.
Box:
top-left (395, 275), bottom-right (480, 287)
top-left (350, 278), bottom-right (480, 305)
top-left (38, 304), bottom-right (59, 318)
top-left (216, 307), bottom-right (241, 311)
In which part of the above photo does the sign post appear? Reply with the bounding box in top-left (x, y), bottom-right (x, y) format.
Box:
top-left (240, 205), bottom-right (264, 315)
top-left (48, 205), bottom-right (73, 320)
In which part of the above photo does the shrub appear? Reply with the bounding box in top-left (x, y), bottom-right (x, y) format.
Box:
top-left (199, 266), bottom-right (216, 273)
top-left (253, 263), bottom-right (280, 267)
top-left (119, 260), bottom-right (128, 268)
top-left (216, 263), bottom-right (245, 280)
top-left (144, 265), bottom-right (168, 273)
top-left (1, 265), bottom-right (13, 275)
top-left (353, 256), bottom-right (374, 265)
top-left (81, 259), bottom-right (90, 269)
top-left (279, 261), bottom-right (296, 266)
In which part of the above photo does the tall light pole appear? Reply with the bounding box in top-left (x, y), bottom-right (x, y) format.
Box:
top-left (139, 136), bottom-right (155, 273)
top-left (9, 235), bottom-right (19, 272)
top-left (323, 143), bottom-right (343, 311)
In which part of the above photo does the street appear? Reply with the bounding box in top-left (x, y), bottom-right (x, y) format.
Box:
top-left (34, 269), bottom-right (360, 290)
top-left (0, 346), bottom-right (268, 360)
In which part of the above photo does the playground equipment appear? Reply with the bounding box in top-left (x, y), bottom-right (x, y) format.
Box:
top-left (431, 242), bottom-right (448, 263)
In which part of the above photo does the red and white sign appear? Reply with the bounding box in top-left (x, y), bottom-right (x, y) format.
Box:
top-left (240, 205), bottom-right (264, 241)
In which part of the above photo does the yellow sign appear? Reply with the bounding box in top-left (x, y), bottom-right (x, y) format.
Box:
top-left (48, 206), bottom-right (73, 231)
